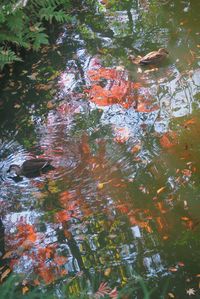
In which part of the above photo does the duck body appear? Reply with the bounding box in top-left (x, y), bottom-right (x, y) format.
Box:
top-left (8, 158), bottom-right (54, 179)
top-left (130, 48), bottom-right (169, 65)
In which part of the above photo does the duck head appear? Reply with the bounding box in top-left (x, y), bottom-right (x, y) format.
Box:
top-left (7, 164), bottom-right (22, 176)
top-left (158, 48), bottom-right (169, 55)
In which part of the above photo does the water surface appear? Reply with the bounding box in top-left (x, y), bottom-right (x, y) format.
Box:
top-left (0, 0), bottom-right (200, 297)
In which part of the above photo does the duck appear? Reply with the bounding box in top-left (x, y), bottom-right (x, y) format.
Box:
top-left (7, 158), bottom-right (54, 179)
top-left (129, 48), bottom-right (169, 65)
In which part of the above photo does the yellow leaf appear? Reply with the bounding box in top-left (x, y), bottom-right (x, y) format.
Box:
top-left (2, 251), bottom-right (13, 259)
top-left (104, 268), bottom-right (111, 276)
top-left (97, 183), bottom-right (104, 190)
top-left (157, 186), bottom-right (166, 194)
top-left (168, 293), bottom-right (175, 298)
top-left (22, 286), bottom-right (29, 295)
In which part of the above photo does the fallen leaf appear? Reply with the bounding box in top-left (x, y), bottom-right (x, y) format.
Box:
top-left (2, 251), bottom-right (13, 259)
top-left (104, 268), bottom-right (111, 276)
top-left (181, 217), bottom-right (190, 221)
top-left (22, 286), bottom-right (29, 295)
top-left (168, 267), bottom-right (178, 272)
top-left (186, 288), bottom-right (195, 296)
top-left (97, 183), bottom-right (104, 190)
top-left (160, 131), bottom-right (177, 148)
top-left (177, 261), bottom-right (185, 267)
top-left (131, 144), bottom-right (141, 154)
top-left (47, 101), bottom-right (54, 109)
top-left (14, 103), bottom-right (21, 109)
top-left (157, 186), bottom-right (166, 195)
top-left (182, 169), bottom-right (192, 177)
top-left (168, 293), bottom-right (175, 298)
top-left (184, 118), bottom-right (195, 126)
top-left (27, 72), bottom-right (38, 80)
top-left (34, 279), bottom-right (40, 286)
top-left (0, 268), bottom-right (11, 282)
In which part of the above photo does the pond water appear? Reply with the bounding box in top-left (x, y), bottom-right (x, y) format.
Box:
top-left (0, 0), bottom-right (200, 298)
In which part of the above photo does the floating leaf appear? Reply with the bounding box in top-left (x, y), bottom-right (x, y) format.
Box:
top-left (97, 183), bottom-right (104, 190)
top-left (157, 186), bottom-right (166, 195)
top-left (131, 144), bottom-right (141, 154)
top-left (160, 131), bottom-right (177, 148)
top-left (104, 268), bottom-right (111, 276)
top-left (186, 288), bottom-right (195, 296)
top-left (0, 268), bottom-right (11, 282)
top-left (177, 261), bottom-right (185, 267)
top-left (168, 267), bottom-right (178, 272)
top-left (181, 216), bottom-right (190, 221)
top-left (22, 286), bottom-right (29, 295)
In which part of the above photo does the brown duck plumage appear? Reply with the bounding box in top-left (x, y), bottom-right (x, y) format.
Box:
top-left (8, 158), bottom-right (54, 178)
top-left (129, 48), bottom-right (169, 65)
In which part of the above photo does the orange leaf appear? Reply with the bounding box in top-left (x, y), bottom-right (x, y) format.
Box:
top-left (131, 144), bottom-right (141, 154)
top-left (54, 255), bottom-right (67, 266)
top-left (55, 210), bottom-right (71, 223)
top-left (38, 267), bottom-right (54, 284)
top-left (184, 118), bottom-right (196, 126)
top-left (160, 131), bottom-right (177, 148)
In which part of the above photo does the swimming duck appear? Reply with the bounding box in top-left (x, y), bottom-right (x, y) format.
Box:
top-left (129, 48), bottom-right (169, 65)
top-left (7, 158), bottom-right (54, 179)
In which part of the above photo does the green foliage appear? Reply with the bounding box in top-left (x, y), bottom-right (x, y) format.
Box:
top-left (0, 47), bottom-right (22, 70)
top-left (0, 0), bottom-right (72, 70)
top-left (29, 0), bottom-right (71, 23)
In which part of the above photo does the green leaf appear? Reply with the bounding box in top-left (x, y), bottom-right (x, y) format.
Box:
top-left (32, 32), bottom-right (49, 50)
top-left (0, 47), bottom-right (22, 69)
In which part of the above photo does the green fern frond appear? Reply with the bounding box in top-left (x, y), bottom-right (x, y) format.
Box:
top-left (39, 6), bottom-right (70, 23)
top-left (0, 0), bottom-right (72, 69)
top-left (54, 11), bottom-right (71, 23)
top-left (32, 32), bottom-right (49, 50)
top-left (24, 23), bottom-right (49, 50)
top-left (0, 32), bottom-right (30, 48)
top-left (0, 47), bottom-right (22, 69)
top-left (7, 10), bottom-right (25, 32)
